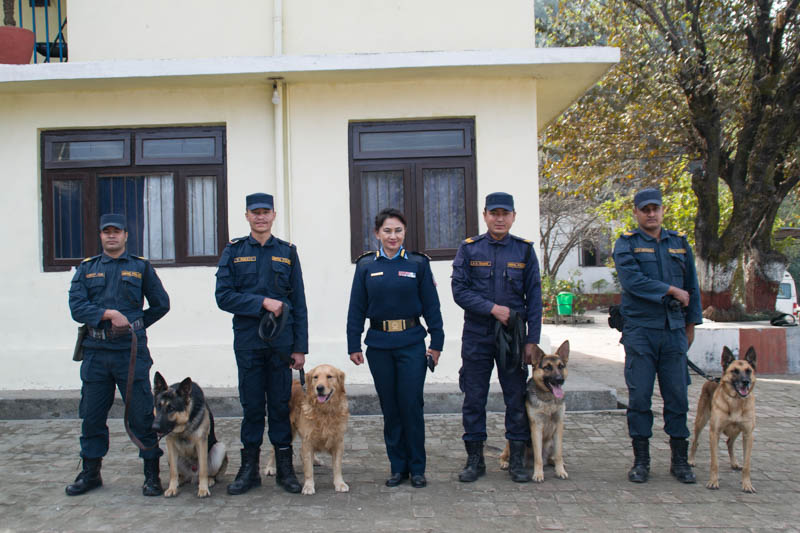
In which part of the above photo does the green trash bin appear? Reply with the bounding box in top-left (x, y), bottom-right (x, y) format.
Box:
top-left (556, 292), bottom-right (574, 316)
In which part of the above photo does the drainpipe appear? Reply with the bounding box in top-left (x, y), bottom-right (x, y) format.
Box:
top-left (272, 0), bottom-right (288, 238)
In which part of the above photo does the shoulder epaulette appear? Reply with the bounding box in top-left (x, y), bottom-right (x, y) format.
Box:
top-left (133, 255), bottom-right (148, 261)
top-left (464, 234), bottom-right (484, 244)
top-left (356, 251), bottom-right (378, 265)
top-left (622, 230), bottom-right (636, 237)
top-left (81, 255), bottom-right (101, 263)
top-left (407, 250), bottom-right (431, 262)
top-left (274, 236), bottom-right (295, 248)
top-left (510, 234), bottom-right (534, 244)
top-left (228, 236), bottom-right (247, 245)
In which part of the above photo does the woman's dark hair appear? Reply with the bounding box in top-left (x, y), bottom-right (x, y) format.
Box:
top-left (374, 208), bottom-right (407, 231)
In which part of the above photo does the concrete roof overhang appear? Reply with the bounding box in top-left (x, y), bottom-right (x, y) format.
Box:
top-left (0, 47), bottom-right (619, 129)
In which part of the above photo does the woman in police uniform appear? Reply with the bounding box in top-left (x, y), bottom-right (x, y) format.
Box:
top-left (346, 208), bottom-right (444, 488)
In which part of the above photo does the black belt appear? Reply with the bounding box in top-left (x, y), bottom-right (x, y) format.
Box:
top-left (87, 318), bottom-right (144, 340)
top-left (370, 317), bottom-right (419, 332)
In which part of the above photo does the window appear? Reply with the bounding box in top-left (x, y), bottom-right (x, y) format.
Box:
top-left (348, 119), bottom-right (478, 261)
top-left (579, 237), bottom-right (611, 267)
top-left (778, 283), bottom-right (792, 299)
top-left (42, 127), bottom-right (227, 270)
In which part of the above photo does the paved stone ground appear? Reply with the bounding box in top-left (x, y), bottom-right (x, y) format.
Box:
top-left (2, 372), bottom-right (799, 532)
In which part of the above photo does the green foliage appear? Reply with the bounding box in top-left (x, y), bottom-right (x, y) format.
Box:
top-left (541, 274), bottom-right (586, 318)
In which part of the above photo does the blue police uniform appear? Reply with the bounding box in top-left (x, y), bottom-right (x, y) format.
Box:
top-left (69, 250), bottom-right (170, 461)
top-left (215, 233), bottom-right (308, 449)
top-left (451, 232), bottom-right (542, 442)
top-left (613, 226), bottom-right (702, 439)
top-left (346, 247), bottom-right (444, 477)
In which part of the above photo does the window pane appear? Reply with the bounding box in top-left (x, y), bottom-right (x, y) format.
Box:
top-left (361, 170), bottom-right (404, 252)
top-left (142, 137), bottom-right (216, 159)
top-left (52, 180), bottom-right (83, 259)
top-left (51, 140), bottom-right (125, 162)
top-left (98, 175), bottom-right (175, 261)
top-left (423, 168), bottom-right (465, 249)
top-left (778, 283), bottom-right (791, 299)
top-left (360, 130), bottom-right (464, 153)
top-left (186, 176), bottom-right (218, 256)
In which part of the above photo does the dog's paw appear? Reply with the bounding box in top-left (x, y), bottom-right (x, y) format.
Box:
top-left (555, 467), bottom-right (568, 480)
top-left (706, 479), bottom-right (720, 490)
top-left (498, 459), bottom-right (509, 471)
top-left (742, 481), bottom-right (756, 493)
top-left (532, 470), bottom-right (545, 483)
top-left (334, 481), bottom-right (349, 493)
top-left (731, 462), bottom-right (742, 471)
top-left (313, 453), bottom-right (323, 466)
top-left (264, 465), bottom-right (276, 476)
top-left (164, 485), bottom-right (179, 498)
top-left (197, 486), bottom-right (211, 498)
top-left (207, 477), bottom-right (216, 488)
top-left (301, 481), bottom-right (316, 495)
top-left (687, 459), bottom-right (696, 467)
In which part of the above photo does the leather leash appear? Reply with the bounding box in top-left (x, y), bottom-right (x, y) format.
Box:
top-left (123, 324), bottom-right (158, 451)
top-left (687, 358), bottom-right (720, 383)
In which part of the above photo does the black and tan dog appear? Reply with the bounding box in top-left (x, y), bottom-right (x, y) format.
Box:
top-left (689, 346), bottom-right (757, 493)
top-left (500, 340), bottom-right (569, 482)
top-left (152, 372), bottom-right (228, 498)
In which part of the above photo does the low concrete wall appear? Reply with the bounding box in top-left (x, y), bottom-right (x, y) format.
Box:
top-left (689, 321), bottom-right (800, 374)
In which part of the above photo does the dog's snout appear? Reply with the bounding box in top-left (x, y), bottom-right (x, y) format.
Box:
top-left (316, 385), bottom-right (326, 394)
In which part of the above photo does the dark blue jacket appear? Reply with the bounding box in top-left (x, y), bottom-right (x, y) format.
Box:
top-left (346, 249), bottom-right (444, 353)
top-left (612, 227), bottom-right (703, 329)
top-left (69, 251), bottom-right (170, 350)
top-left (451, 233), bottom-right (542, 344)
top-left (215, 234), bottom-right (309, 352)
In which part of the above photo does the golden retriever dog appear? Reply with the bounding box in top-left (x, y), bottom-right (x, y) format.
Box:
top-left (689, 346), bottom-right (757, 492)
top-left (265, 364), bottom-right (349, 495)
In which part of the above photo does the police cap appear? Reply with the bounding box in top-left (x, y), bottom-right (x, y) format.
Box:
top-left (99, 213), bottom-right (126, 231)
top-left (634, 188), bottom-right (662, 210)
top-left (246, 193), bottom-right (274, 211)
top-left (485, 192), bottom-right (514, 211)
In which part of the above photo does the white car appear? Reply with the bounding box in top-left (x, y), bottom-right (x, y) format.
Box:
top-left (776, 271), bottom-right (798, 319)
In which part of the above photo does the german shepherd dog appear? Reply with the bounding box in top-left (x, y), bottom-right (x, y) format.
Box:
top-left (152, 372), bottom-right (228, 498)
top-left (499, 340), bottom-right (569, 482)
top-left (689, 346), bottom-right (757, 493)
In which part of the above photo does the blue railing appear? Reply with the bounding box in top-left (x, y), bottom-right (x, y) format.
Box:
top-left (18, 0), bottom-right (67, 63)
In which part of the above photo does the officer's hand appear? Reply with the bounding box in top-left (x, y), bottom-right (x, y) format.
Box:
top-left (349, 352), bottom-right (364, 366)
top-left (686, 323), bottom-right (695, 348)
top-left (668, 286), bottom-right (690, 307)
top-left (290, 352), bottom-right (305, 370)
top-left (427, 349), bottom-right (441, 366)
top-left (262, 298), bottom-right (284, 316)
top-left (524, 343), bottom-right (535, 365)
top-left (491, 304), bottom-right (511, 326)
top-left (102, 309), bottom-right (130, 328)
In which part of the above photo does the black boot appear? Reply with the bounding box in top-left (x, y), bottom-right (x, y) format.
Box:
top-left (507, 440), bottom-right (531, 483)
top-left (65, 457), bottom-right (103, 496)
top-left (274, 446), bottom-right (302, 494)
top-left (142, 458), bottom-right (164, 497)
top-left (227, 447), bottom-right (262, 495)
top-left (670, 437), bottom-right (697, 484)
top-left (628, 437), bottom-right (650, 483)
top-left (458, 441), bottom-right (486, 483)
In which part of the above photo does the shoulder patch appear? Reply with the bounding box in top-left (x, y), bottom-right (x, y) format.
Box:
top-left (229, 236), bottom-right (247, 245)
top-left (81, 255), bottom-right (100, 263)
top-left (622, 230), bottom-right (636, 237)
top-left (510, 234), bottom-right (533, 244)
top-left (133, 255), bottom-right (148, 261)
top-left (464, 234), bottom-right (484, 244)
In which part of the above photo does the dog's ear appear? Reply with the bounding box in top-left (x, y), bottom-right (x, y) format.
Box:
top-left (337, 368), bottom-right (346, 395)
top-left (153, 371), bottom-right (167, 395)
top-left (178, 377), bottom-right (193, 400)
top-left (743, 346), bottom-right (757, 372)
top-left (556, 340), bottom-right (570, 364)
top-left (721, 346), bottom-right (735, 371)
top-left (532, 344), bottom-right (547, 367)
top-left (305, 368), bottom-right (317, 397)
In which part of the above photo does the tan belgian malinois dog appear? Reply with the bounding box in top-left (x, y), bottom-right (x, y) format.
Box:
top-left (689, 346), bottom-right (757, 493)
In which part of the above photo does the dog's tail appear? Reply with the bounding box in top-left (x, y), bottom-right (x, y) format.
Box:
top-left (209, 442), bottom-right (228, 478)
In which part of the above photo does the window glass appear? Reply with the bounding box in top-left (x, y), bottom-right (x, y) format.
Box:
top-left (186, 176), bottom-right (218, 256)
top-left (360, 170), bottom-right (404, 252)
top-left (52, 180), bottom-right (83, 259)
top-left (777, 282), bottom-right (792, 299)
top-left (51, 140), bottom-right (125, 162)
top-left (142, 137), bottom-right (216, 159)
top-left (423, 168), bottom-right (466, 249)
top-left (360, 130), bottom-right (464, 153)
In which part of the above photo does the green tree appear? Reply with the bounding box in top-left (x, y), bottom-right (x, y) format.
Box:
top-left (541, 0), bottom-right (800, 317)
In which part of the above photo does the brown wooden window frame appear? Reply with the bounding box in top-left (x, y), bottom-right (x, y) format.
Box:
top-left (348, 119), bottom-right (478, 262)
top-left (41, 126), bottom-right (228, 272)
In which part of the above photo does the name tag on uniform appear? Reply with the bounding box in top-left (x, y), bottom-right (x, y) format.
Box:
top-left (85, 272), bottom-right (104, 279)
top-left (370, 272), bottom-right (384, 277)
top-left (272, 256), bottom-right (291, 265)
top-left (507, 262), bottom-right (525, 269)
top-left (668, 248), bottom-right (686, 254)
top-left (398, 271), bottom-right (416, 278)
top-left (121, 270), bottom-right (142, 279)
top-left (470, 260), bottom-right (491, 267)
top-left (234, 256), bottom-right (256, 263)
top-left (633, 248), bottom-right (655, 253)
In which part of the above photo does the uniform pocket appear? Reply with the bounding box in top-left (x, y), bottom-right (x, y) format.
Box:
top-left (635, 253), bottom-right (659, 277)
top-left (506, 268), bottom-right (524, 295)
top-left (469, 266), bottom-right (492, 291)
top-left (669, 253), bottom-right (686, 284)
top-left (85, 276), bottom-right (106, 299)
top-left (233, 261), bottom-right (258, 288)
top-left (271, 262), bottom-right (292, 295)
top-left (121, 275), bottom-right (143, 306)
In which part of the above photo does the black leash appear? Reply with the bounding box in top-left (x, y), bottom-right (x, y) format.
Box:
top-left (123, 324), bottom-right (159, 451)
top-left (494, 310), bottom-right (526, 373)
top-left (258, 305), bottom-right (305, 388)
top-left (687, 358), bottom-right (720, 383)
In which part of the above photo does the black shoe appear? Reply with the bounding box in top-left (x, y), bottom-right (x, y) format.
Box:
top-left (275, 446), bottom-right (302, 494)
top-left (410, 474), bottom-right (427, 488)
top-left (227, 447), bottom-right (262, 495)
top-left (142, 458), bottom-right (164, 496)
top-left (669, 437), bottom-right (697, 484)
top-left (65, 457), bottom-right (103, 496)
top-left (508, 440), bottom-right (531, 483)
top-left (458, 441), bottom-right (486, 483)
top-left (628, 437), bottom-right (650, 483)
top-left (385, 472), bottom-right (409, 487)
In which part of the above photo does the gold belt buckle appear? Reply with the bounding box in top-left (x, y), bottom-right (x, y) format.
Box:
top-left (384, 319), bottom-right (404, 332)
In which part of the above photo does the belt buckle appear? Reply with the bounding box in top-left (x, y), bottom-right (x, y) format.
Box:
top-left (385, 319), bottom-right (404, 332)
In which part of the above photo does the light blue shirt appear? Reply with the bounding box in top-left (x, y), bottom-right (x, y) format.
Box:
top-left (379, 245), bottom-right (406, 261)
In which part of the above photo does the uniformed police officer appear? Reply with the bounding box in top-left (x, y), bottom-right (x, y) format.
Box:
top-left (215, 192), bottom-right (308, 495)
top-left (347, 208), bottom-right (444, 489)
top-left (66, 213), bottom-right (170, 497)
top-left (612, 188), bottom-right (703, 484)
top-left (451, 192), bottom-right (542, 483)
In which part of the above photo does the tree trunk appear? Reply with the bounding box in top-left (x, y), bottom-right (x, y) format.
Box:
top-left (696, 256), bottom-right (740, 320)
top-left (744, 249), bottom-right (787, 314)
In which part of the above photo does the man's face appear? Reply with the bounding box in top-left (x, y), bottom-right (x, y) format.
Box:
top-left (483, 208), bottom-right (516, 239)
top-left (100, 226), bottom-right (127, 254)
top-left (246, 208), bottom-right (275, 235)
top-left (633, 203), bottom-right (664, 232)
